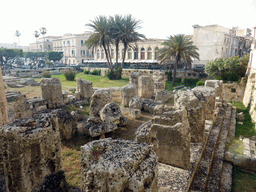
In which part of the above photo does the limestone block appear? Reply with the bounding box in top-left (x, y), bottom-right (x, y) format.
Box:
top-left (150, 122), bottom-right (190, 170)
top-left (135, 121), bottom-right (153, 145)
top-left (83, 120), bottom-right (118, 137)
top-left (155, 90), bottom-right (174, 104)
top-left (138, 76), bottom-right (154, 99)
top-left (0, 114), bottom-right (62, 192)
top-left (76, 78), bottom-right (93, 100)
top-left (99, 102), bottom-right (122, 123)
top-left (243, 71), bottom-right (256, 108)
top-left (0, 68), bottom-right (8, 126)
top-left (205, 80), bottom-right (223, 99)
top-left (130, 71), bottom-right (142, 93)
top-left (192, 86), bottom-right (216, 120)
top-left (121, 83), bottom-right (137, 107)
top-left (236, 112), bottom-right (245, 121)
top-left (129, 95), bottom-right (143, 110)
top-left (75, 91), bottom-right (81, 100)
top-left (40, 78), bottom-right (63, 109)
top-left (51, 109), bottom-right (77, 140)
top-left (142, 99), bottom-right (154, 112)
top-left (81, 138), bottom-right (158, 192)
top-left (129, 108), bottom-right (141, 119)
top-left (89, 90), bottom-right (112, 121)
top-left (14, 94), bottom-right (32, 119)
top-left (175, 90), bottom-right (205, 142)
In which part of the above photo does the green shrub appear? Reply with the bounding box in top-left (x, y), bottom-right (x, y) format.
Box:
top-left (62, 69), bottom-right (76, 81)
top-left (106, 68), bottom-right (121, 80)
top-left (196, 80), bottom-right (205, 86)
top-left (84, 70), bottom-right (90, 74)
top-left (90, 69), bottom-right (101, 76)
top-left (183, 78), bottom-right (198, 87)
top-left (42, 71), bottom-right (51, 78)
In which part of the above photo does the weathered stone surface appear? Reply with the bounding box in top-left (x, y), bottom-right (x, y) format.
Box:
top-left (19, 78), bottom-right (40, 86)
top-left (71, 111), bottom-right (84, 122)
top-left (129, 108), bottom-right (141, 119)
top-left (31, 171), bottom-right (68, 192)
top-left (243, 71), bottom-right (255, 108)
top-left (14, 94), bottom-right (32, 119)
top-left (0, 114), bottom-right (62, 192)
top-left (0, 68), bottom-right (8, 126)
top-left (155, 90), bottom-right (174, 104)
top-left (130, 71), bottom-right (142, 94)
top-left (150, 122), bottom-right (191, 170)
top-left (153, 71), bottom-right (165, 94)
top-left (142, 99), bottom-right (154, 112)
top-left (129, 95), bottom-right (143, 110)
top-left (83, 120), bottom-right (118, 137)
top-left (135, 121), bottom-right (153, 145)
top-left (175, 91), bottom-right (205, 142)
top-left (89, 90), bottom-right (112, 121)
top-left (76, 78), bottom-right (93, 100)
top-left (192, 86), bottom-right (216, 120)
top-left (99, 102), bottom-right (122, 123)
top-left (138, 76), bottom-right (154, 99)
top-left (51, 109), bottom-right (77, 140)
top-left (81, 138), bottom-right (158, 192)
top-left (205, 80), bottom-right (223, 99)
top-left (236, 112), bottom-right (245, 121)
top-left (40, 77), bottom-right (63, 109)
top-left (121, 83), bottom-right (137, 107)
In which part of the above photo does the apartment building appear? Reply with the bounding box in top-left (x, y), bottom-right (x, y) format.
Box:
top-left (192, 24), bottom-right (252, 67)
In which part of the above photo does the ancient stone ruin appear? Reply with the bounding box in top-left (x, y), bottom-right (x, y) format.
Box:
top-left (80, 138), bottom-right (158, 192)
top-left (0, 67), bottom-right (253, 192)
top-left (0, 69), bottom-right (8, 126)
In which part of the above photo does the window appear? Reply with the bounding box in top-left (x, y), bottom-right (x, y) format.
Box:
top-left (155, 47), bottom-right (159, 60)
top-left (147, 47), bottom-right (152, 60)
top-left (134, 49), bottom-right (138, 59)
top-left (128, 48), bottom-right (132, 59)
top-left (83, 50), bottom-right (85, 56)
top-left (87, 51), bottom-right (90, 57)
top-left (72, 50), bottom-right (75, 56)
top-left (81, 40), bottom-right (84, 46)
top-left (141, 48), bottom-right (145, 60)
top-left (67, 41), bottom-right (70, 46)
top-left (48, 45), bottom-right (51, 50)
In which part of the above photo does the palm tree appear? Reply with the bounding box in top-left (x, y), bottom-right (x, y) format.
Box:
top-left (109, 14), bottom-right (124, 68)
top-left (120, 15), bottom-right (146, 70)
top-left (85, 16), bottom-right (113, 71)
top-left (40, 27), bottom-right (47, 52)
top-left (15, 30), bottom-right (21, 48)
top-left (34, 30), bottom-right (40, 52)
top-left (158, 34), bottom-right (199, 85)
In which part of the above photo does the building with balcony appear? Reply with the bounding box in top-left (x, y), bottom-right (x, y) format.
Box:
top-left (192, 24), bottom-right (252, 67)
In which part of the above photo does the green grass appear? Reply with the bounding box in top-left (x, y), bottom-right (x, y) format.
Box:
top-left (229, 101), bottom-right (256, 138)
top-left (35, 73), bottom-right (130, 88)
top-left (229, 101), bottom-right (256, 192)
top-left (232, 166), bottom-right (256, 192)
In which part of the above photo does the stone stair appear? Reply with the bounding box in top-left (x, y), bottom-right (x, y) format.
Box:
top-left (188, 103), bottom-right (235, 191)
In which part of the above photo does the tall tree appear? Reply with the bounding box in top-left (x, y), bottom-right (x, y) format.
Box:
top-left (40, 27), bottom-right (47, 52)
top-left (34, 30), bottom-right (40, 52)
top-left (46, 51), bottom-right (63, 63)
top-left (85, 16), bottom-right (113, 71)
top-left (158, 34), bottom-right (199, 85)
top-left (120, 14), bottom-right (145, 70)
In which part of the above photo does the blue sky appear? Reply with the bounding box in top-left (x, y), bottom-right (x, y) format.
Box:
top-left (1, 0), bottom-right (256, 46)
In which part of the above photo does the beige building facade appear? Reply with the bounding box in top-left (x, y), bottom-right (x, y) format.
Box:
top-left (29, 36), bottom-right (60, 52)
top-left (192, 24), bottom-right (252, 67)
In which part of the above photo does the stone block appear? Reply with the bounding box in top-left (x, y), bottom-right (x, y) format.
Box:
top-left (135, 121), bottom-right (153, 145)
top-left (51, 109), bottom-right (77, 140)
top-left (129, 108), bottom-right (141, 119)
top-left (83, 120), bottom-right (118, 137)
top-left (121, 83), bottom-right (137, 107)
top-left (0, 114), bottom-right (62, 192)
top-left (129, 95), bottom-right (143, 110)
top-left (40, 78), bottom-right (63, 109)
top-left (99, 102), bottom-right (122, 123)
top-left (81, 138), bottom-right (158, 192)
top-left (89, 90), bottom-right (112, 121)
top-left (155, 90), bottom-right (174, 104)
top-left (76, 78), bottom-right (93, 100)
top-left (150, 123), bottom-right (191, 170)
top-left (0, 68), bottom-right (8, 126)
top-left (138, 76), bottom-right (154, 99)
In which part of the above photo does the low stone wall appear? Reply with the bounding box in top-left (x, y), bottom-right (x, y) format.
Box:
top-left (0, 69), bottom-right (8, 126)
top-left (82, 67), bottom-right (199, 80)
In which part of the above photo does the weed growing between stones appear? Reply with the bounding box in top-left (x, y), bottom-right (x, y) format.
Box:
top-left (92, 145), bottom-right (104, 160)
